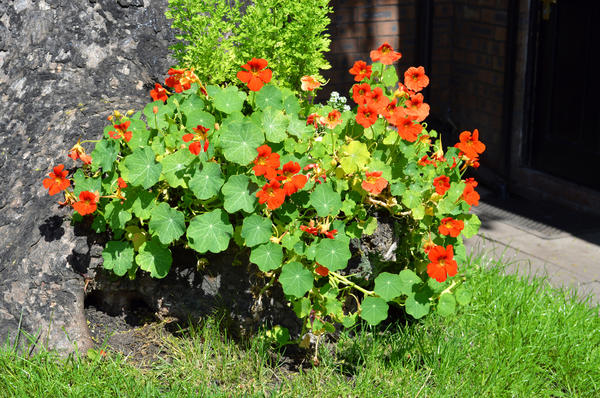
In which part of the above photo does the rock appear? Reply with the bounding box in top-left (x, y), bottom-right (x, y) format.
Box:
top-left (0, 0), bottom-right (176, 354)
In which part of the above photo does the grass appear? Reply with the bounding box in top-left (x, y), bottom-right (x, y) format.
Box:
top-left (1, 253), bottom-right (599, 397)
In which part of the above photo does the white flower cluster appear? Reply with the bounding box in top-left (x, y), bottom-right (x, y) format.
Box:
top-left (327, 91), bottom-right (351, 112)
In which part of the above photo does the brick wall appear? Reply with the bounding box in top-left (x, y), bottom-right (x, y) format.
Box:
top-left (327, 0), bottom-right (512, 178)
top-left (324, 0), bottom-right (417, 100)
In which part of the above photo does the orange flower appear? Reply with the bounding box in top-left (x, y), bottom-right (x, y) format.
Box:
top-left (370, 42), bottom-right (402, 65)
top-left (256, 180), bottom-right (285, 210)
top-left (404, 66), bottom-right (429, 92)
top-left (43, 164), bottom-right (71, 196)
top-left (68, 140), bottom-right (92, 165)
top-left (117, 177), bottom-right (128, 189)
top-left (183, 125), bottom-right (210, 155)
top-left (315, 264), bottom-right (330, 277)
top-left (381, 98), bottom-right (397, 122)
top-left (108, 121), bottom-right (132, 143)
top-left (362, 171), bottom-right (388, 195)
top-left (349, 60), bottom-right (372, 82)
top-left (404, 93), bottom-right (430, 122)
top-left (433, 175), bottom-right (451, 195)
top-left (252, 145), bottom-right (280, 180)
top-left (352, 83), bottom-right (371, 105)
top-left (300, 75), bottom-right (321, 92)
top-left (455, 129), bottom-right (485, 159)
top-left (306, 113), bottom-right (321, 129)
top-left (237, 58), bottom-right (272, 92)
top-left (391, 109), bottom-right (421, 142)
top-left (366, 87), bottom-right (389, 113)
top-left (150, 83), bottom-right (168, 102)
top-left (72, 191), bottom-right (99, 216)
top-left (277, 161), bottom-right (307, 196)
top-left (356, 104), bottom-right (378, 128)
top-left (462, 178), bottom-right (480, 207)
top-left (323, 110), bottom-right (342, 129)
top-left (165, 68), bottom-right (199, 93)
top-left (438, 217), bottom-right (465, 238)
top-left (427, 245), bottom-right (458, 283)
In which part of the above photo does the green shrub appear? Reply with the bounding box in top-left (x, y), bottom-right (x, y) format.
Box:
top-left (166, 0), bottom-right (332, 92)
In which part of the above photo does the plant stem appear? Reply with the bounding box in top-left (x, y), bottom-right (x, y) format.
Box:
top-left (329, 271), bottom-right (374, 296)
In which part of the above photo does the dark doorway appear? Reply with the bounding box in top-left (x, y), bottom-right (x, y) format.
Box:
top-left (530, 0), bottom-right (600, 190)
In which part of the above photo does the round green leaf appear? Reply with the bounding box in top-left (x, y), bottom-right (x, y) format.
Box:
top-left (105, 201), bottom-right (132, 231)
top-left (360, 297), bottom-right (389, 325)
top-left (102, 241), bottom-right (135, 277)
top-left (213, 85), bottom-right (246, 114)
top-left (72, 169), bottom-right (101, 197)
top-left (180, 93), bottom-right (205, 115)
top-left (279, 262), bottom-right (313, 298)
top-left (398, 269), bottom-right (422, 296)
top-left (437, 293), bottom-right (456, 317)
top-left (241, 214), bottom-right (272, 247)
top-left (340, 141), bottom-right (370, 174)
top-left (122, 147), bottom-right (162, 189)
top-left (405, 287), bottom-right (432, 319)
top-left (310, 183), bottom-right (342, 217)
top-left (374, 272), bottom-right (403, 301)
top-left (459, 214), bottom-right (481, 239)
top-left (315, 238), bottom-right (351, 271)
top-left (91, 139), bottom-right (118, 172)
top-left (136, 237), bottom-right (172, 279)
top-left (455, 286), bottom-right (472, 306)
top-left (221, 175), bottom-right (257, 213)
top-left (262, 108), bottom-right (289, 143)
top-left (161, 149), bottom-right (194, 188)
top-left (219, 119), bottom-right (264, 165)
top-left (144, 100), bottom-right (174, 130)
top-left (123, 188), bottom-right (156, 220)
top-left (250, 242), bottom-right (283, 271)
top-left (149, 202), bottom-right (186, 245)
top-left (287, 116), bottom-right (311, 139)
top-left (256, 84), bottom-right (283, 110)
top-left (283, 94), bottom-right (300, 115)
top-left (186, 209), bottom-right (233, 253)
top-left (189, 162), bottom-right (224, 200)
top-left (125, 119), bottom-right (150, 150)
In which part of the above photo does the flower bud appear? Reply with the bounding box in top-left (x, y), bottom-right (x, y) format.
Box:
top-left (153, 106), bottom-right (158, 114)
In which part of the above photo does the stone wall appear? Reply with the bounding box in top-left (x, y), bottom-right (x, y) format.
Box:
top-left (0, 0), bottom-right (176, 353)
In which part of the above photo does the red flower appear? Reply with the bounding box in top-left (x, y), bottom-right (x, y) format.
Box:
top-left (370, 42), bottom-right (402, 65)
top-left (418, 155), bottom-right (436, 167)
top-left (427, 245), bottom-right (458, 283)
top-left (438, 217), bottom-right (465, 238)
top-left (72, 190), bottom-right (99, 216)
top-left (150, 83), bottom-right (168, 102)
top-left (278, 161), bottom-right (307, 196)
top-left (108, 121), bottom-right (132, 143)
top-left (165, 68), bottom-right (199, 93)
top-left (300, 224), bottom-right (319, 236)
top-left (323, 110), bottom-right (342, 129)
top-left (392, 109), bottom-right (421, 142)
top-left (366, 87), bottom-right (389, 113)
top-left (183, 125), bottom-right (210, 155)
top-left (381, 98), bottom-right (397, 122)
top-left (362, 171), bottom-right (388, 195)
top-left (300, 75), bottom-right (321, 92)
top-left (315, 265), bottom-right (330, 277)
top-left (462, 178), bottom-right (480, 207)
top-left (237, 58), bottom-right (272, 92)
top-left (404, 93), bottom-right (430, 122)
top-left (306, 113), bottom-right (321, 129)
top-left (349, 60), bottom-right (372, 82)
top-left (404, 66), bottom-right (429, 92)
top-left (67, 141), bottom-right (92, 165)
top-left (433, 175), bottom-right (451, 195)
top-left (117, 177), bottom-right (127, 189)
top-left (455, 129), bottom-right (486, 159)
top-left (356, 104), bottom-right (378, 128)
top-left (256, 180), bottom-right (285, 210)
top-left (43, 164), bottom-right (71, 196)
top-left (352, 83), bottom-right (371, 105)
top-left (252, 145), bottom-right (280, 180)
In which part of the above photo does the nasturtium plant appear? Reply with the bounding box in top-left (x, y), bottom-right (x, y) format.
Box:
top-left (44, 42), bottom-right (485, 341)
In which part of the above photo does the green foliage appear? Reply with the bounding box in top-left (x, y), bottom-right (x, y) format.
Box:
top-left (57, 47), bottom-right (484, 342)
top-left (166, 0), bottom-right (332, 92)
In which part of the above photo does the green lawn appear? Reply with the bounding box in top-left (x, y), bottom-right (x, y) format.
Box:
top-left (1, 254), bottom-right (599, 397)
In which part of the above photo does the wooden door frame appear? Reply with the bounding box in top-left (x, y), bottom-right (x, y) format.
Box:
top-left (507, 0), bottom-right (600, 215)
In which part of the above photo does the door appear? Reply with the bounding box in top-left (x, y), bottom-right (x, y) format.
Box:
top-left (530, 0), bottom-right (600, 190)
